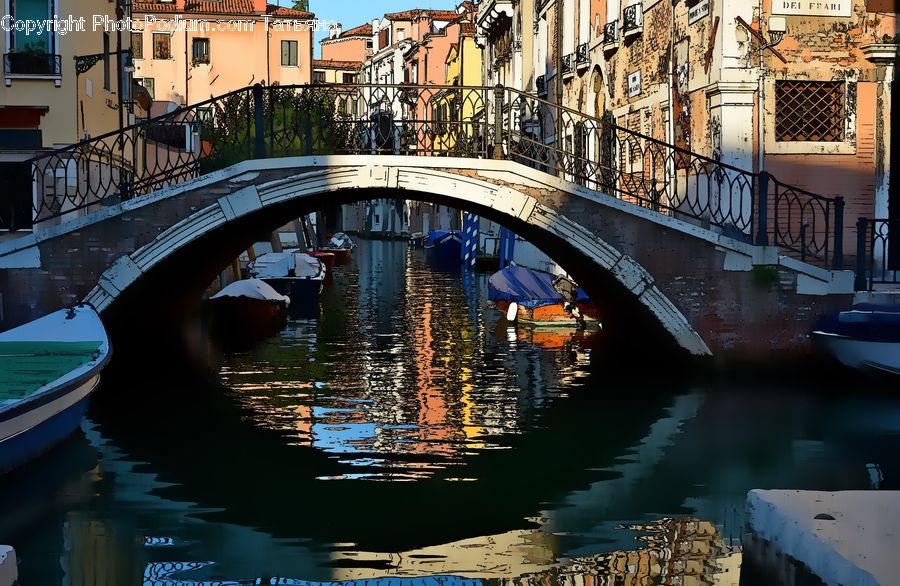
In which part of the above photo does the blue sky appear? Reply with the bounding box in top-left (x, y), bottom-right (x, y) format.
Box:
top-left (275, 0), bottom-right (458, 58)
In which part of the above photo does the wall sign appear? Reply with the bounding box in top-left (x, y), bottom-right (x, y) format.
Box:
top-left (688, 0), bottom-right (710, 24)
top-left (628, 71), bottom-right (641, 97)
top-left (771, 1), bottom-right (852, 17)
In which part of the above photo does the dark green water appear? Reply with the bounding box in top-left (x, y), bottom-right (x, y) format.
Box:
top-left (2, 239), bottom-right (899, 585)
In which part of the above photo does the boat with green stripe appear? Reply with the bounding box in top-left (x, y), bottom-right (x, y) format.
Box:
top-left (0, 304), bottom-right (111, 474)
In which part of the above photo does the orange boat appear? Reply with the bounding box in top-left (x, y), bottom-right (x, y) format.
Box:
top-left (489, 265), bottom-right (598, 327)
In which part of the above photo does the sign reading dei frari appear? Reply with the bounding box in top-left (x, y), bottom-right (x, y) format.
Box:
top-left (772, 1), bottom-right (852, 17)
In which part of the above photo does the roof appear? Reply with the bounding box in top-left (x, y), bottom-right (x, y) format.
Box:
top-left (341, 23), bottom-right (372, 38)
top-left (132, 1), bottom-right (313, 18)
top-left (313, 59), bottom-right (363, 70)
top-left (384, 9), bottom-right (461, 22)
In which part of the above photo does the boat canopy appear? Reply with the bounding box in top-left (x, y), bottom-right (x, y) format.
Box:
top-left (329, 232), bottom-right (354, 249)
top-left (425, 230), bottom-right (461, 247)
top-left (211, 279), bottom-right (290, 305)
top-left (814, 303), bottom-right (900, 343)
top-left (293, 253), bottom-right (325, 280)
top-left (249, 252), bottom-right (293, 279)
top-left (488, 265), bottom-right (590, 308)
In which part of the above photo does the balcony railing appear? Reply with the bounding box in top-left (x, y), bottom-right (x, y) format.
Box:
top-left (536, 75), bottom-right (547, 96)
top-left (623, 4), bottom-right (644, 37)
top-left (603, 21), bottom-right (619, 50)
top-left (576, 43), bottom-right (589, 66)
top-left (4, 52), bottom-right (62, 76)
top-left (562, 53), bottom-right (574, 75)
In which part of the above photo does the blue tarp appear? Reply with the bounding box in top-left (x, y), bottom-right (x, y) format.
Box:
top-left (814, 303), bottom-right (900, 343)
top-left (488, 265), bottom-right (590, 308)
top-left (425, 230), bottom-right (461, 248)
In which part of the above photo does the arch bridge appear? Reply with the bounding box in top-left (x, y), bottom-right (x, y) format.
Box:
top-left (0, 83), bottom-right (857, 360)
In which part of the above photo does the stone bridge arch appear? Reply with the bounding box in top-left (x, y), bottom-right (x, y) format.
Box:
top-left (0, 155), bottom-right (855, 361)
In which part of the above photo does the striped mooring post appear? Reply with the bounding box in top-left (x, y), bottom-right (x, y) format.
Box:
top-left (461, 212), bottom-right (479, 269)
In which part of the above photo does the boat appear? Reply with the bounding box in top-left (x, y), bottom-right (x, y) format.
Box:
top-left (811, 304), bottom-right (900, 375)
top-left (425, 230), bottom-right (463, 265)
top-left (0, 304), bottom-right (111, 474)
top-left (248, 251), bottom-right (326, 302)
top-left (488, 264), bottom-right (599, 327)
top-left (319, 232), bottom-right (354, 265)
top-left (208, 279), bottom-right (290, 347)
top-left (307, 250), bottom-right (335, 275)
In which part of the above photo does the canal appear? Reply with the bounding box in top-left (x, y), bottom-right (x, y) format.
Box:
top-left (2, 239), bottom-right (899, 584)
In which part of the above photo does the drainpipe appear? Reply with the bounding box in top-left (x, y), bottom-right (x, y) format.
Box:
top-left (116, 0), bottom-right (124, 135)
top-left (556, 0), bottom-right (563, 149)
top-left (184, 27), bottom-right (189, 105)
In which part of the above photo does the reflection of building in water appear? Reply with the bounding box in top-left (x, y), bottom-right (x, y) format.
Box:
top-left (328, 517), bottom-right (738, 585)
top-left (62, 512), bottom-right (141, 584)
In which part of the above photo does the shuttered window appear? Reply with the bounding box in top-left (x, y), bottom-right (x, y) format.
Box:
top-left (281, 40), bottom-right (298, 66)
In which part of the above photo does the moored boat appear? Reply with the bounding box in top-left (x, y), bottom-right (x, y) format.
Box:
top-left (249, 251), bottom-right (326, 302)
top-left (319, 232), bottom-right (354, 265)
top-left (489, 265), bottom-right (598, 327)
top-left (0, 304), bottom-right (111, 474)
top-left (208, 279), bottom-right (290, 347)
top-left (425, 230), bottom-right (463, 266)
top-left (811, 304), bottom-right (900, 375)
top-left (307, 250), bottom-right (335, 274)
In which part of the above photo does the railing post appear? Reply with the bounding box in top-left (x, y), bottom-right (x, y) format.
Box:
top-left (252, 84), bottom-right (265, 160)
top-left (855, 217), bottom-right (868, 291)
top-left (492, 84), bottom-right (504, 160)
top-left (832, 196), bottom-right (844, 270)
top-left (755, 171), bottom-right (769, 246)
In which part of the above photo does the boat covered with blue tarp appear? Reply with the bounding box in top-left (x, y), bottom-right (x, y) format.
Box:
top-left (488, 265), bottom-right (590, 308)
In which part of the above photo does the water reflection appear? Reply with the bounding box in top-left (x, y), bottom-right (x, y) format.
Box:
top-left (219, 241), bottom-right (594, 480)
top-left (2, 240), bottom-right (898, 585)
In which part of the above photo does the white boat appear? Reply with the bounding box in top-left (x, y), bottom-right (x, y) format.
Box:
top-left (248, 251), bottom-right (325, 302)
top-left (0, 304), bottom-right (111, 474)
top-left (811, 304), bottom-right (900, 374)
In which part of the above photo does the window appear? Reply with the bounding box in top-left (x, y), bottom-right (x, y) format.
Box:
top-left (366, 39), bottom-right (373, 50)
top-left (131, 32), bottom-right (143, 59)
top-left (775, 81), bottom-right (845, 142)
top-left (312, 70), bottom-right (325, 83)
top-left (153, 33), bottom-right (171, 59)
top-left (191, 38), bottom-right (210, 65)
top-left (378, 28), bottom-right (389, 49)
top-left (138, 77), bottom-right (155, 99)
top-left (281, 40), bottom-right (298, 66)
top-left (9, 0), bottom-right (56, 55)
top-left (342, 72), bottom-right (356, 84)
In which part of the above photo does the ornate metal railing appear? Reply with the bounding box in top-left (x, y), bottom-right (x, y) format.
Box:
top-left (855, 218), bottom-right (899, 290)
top-left (623, 5), bottom-right (643, 34)
top-left (562, 54), bottom-right (574, 75)
top-left (603, 21), bottom-right (619, 47)
top-left (536, 75), bottom-right (547, 96)
top-left (576, 43), bottom-right (590, 65)
top-left (17, 82), bottom-right (845, 271)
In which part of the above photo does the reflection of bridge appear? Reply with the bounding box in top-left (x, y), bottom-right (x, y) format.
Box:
top-left (0, 84), bottom-right (861, 358)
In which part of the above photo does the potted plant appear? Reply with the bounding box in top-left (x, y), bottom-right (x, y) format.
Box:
top-left (8, 40), bottom-right (52, 75)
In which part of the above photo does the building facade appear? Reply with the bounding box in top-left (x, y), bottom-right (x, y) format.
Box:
top-left (131, 0), bottom-right (315, 109)
top-left (1, 0), bottom-right (135, 230)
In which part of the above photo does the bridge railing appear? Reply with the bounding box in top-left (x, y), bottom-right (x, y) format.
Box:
top-left (19, 82), bottom-right (845, 271)
top-left (855, 218), bottom-right (898, 291)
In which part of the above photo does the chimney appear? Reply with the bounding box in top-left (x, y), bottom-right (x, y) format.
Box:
top-left (335, 24), bottom-right (342, 37)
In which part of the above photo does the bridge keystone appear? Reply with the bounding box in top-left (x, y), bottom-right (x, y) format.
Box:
top-left (217, 186), bottom-right (263, 221)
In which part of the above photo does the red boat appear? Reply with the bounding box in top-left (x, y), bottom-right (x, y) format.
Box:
top-left (307, 251), bottom-right (335, 273)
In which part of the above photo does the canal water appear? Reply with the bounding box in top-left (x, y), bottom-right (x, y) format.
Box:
top-left (3, 239), bottom-right (900, 585)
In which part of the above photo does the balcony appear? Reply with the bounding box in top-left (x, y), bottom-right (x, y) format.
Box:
top-left (562, 53), bottom-right (574, 76)
top-left (4, 52), bottom-right (62, 77)
top-left (576, 43), bottom-right (590, 69)
top-left (536, 74), bottom-right (547, 97)
top-left (602, 21), bottom-right (619, 53)
top-left (623, 4), bottom-right (644, 39)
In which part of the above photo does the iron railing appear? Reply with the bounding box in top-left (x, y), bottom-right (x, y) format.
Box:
top-left (536, 75), bottom-right (547, 96)
top-left (577, 43), bottom-right (590, 65)
top-left (562, 54), bottom-right (574, 75)
top-left (16, 82), bottom-right (845, 272)
top-left (623, 5), bottom-right (643, 34)
top-left (4, 52), bottom-right (62, 76)
top-left (603, 21), bottom-right (619, 47)
top-left (856, 218), bottom-right (899, 290)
